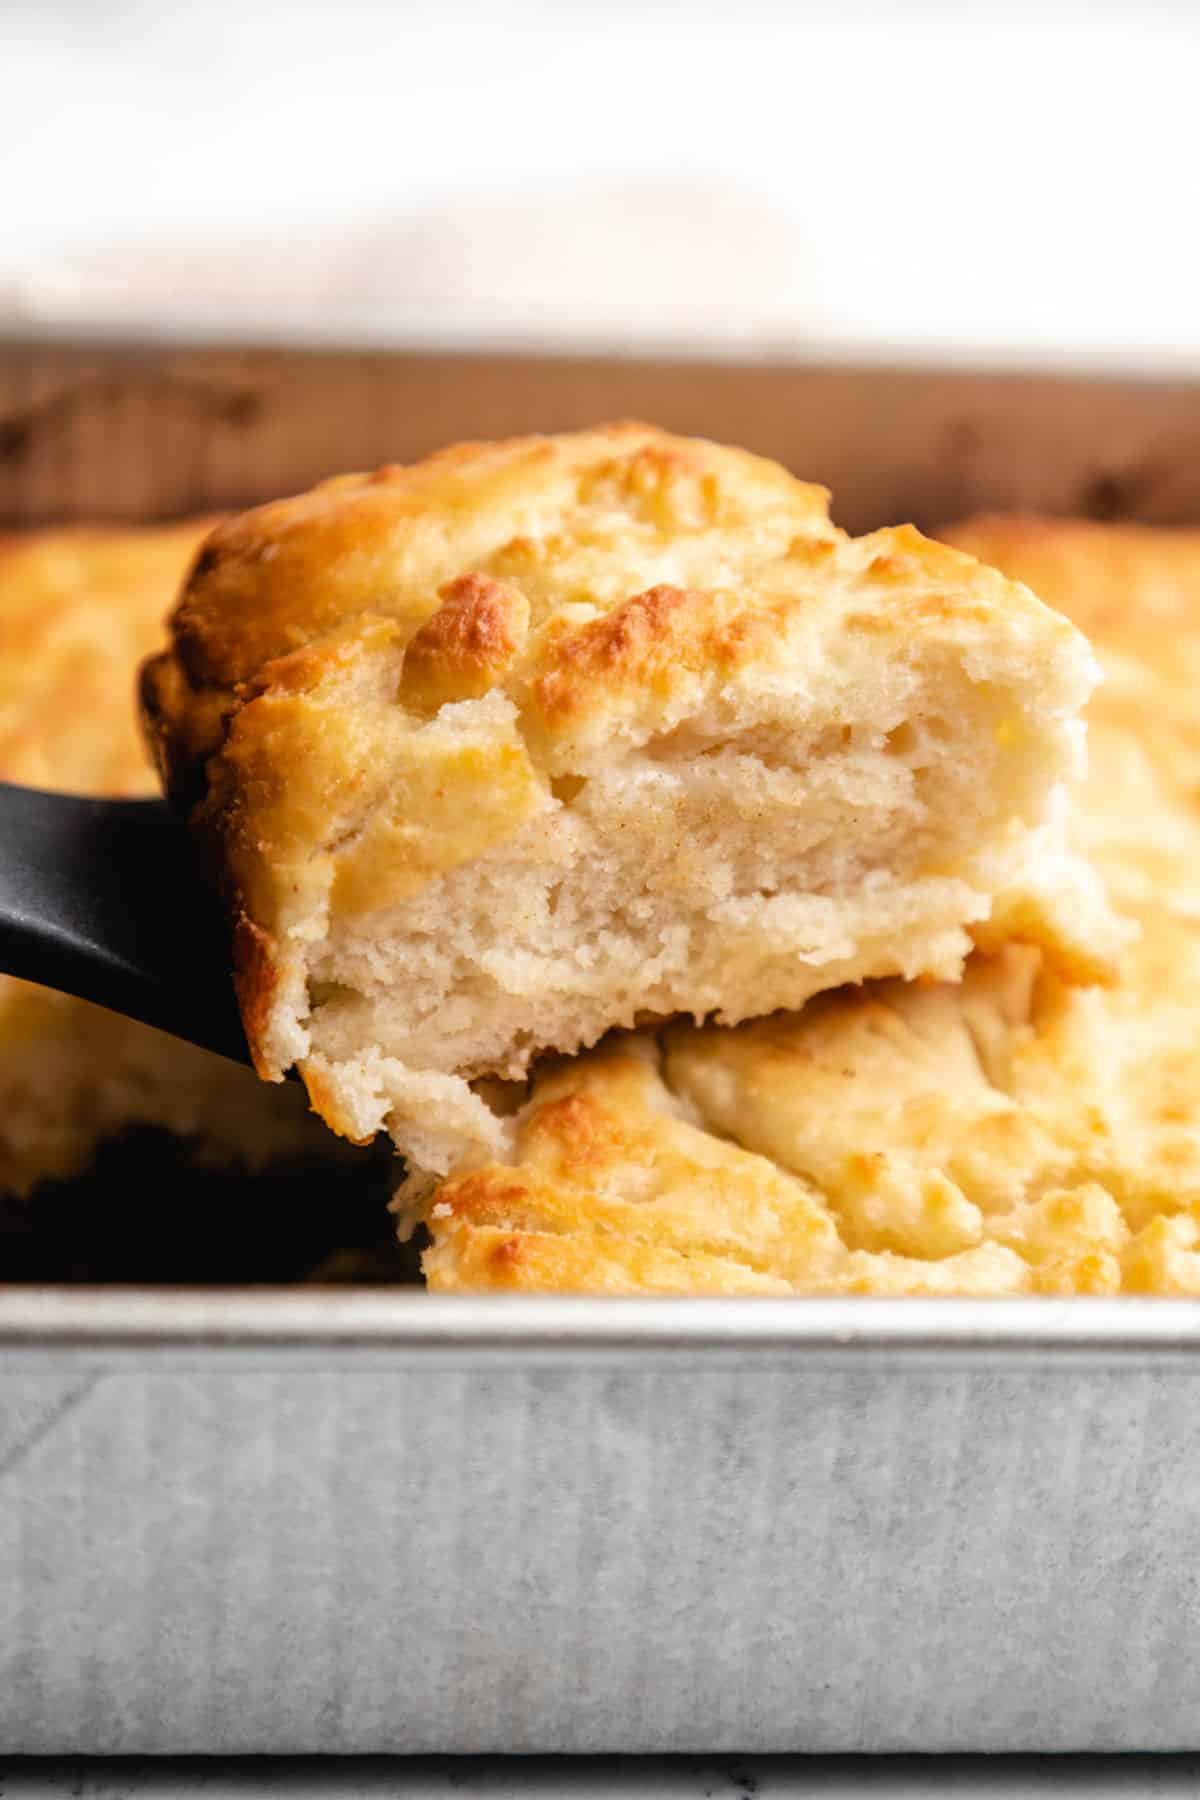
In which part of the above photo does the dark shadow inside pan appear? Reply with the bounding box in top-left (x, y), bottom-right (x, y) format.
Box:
top-left (0, 1129), bottom-right (416, 1285)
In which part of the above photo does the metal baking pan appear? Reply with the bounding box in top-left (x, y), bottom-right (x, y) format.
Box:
top-left (2, 334), bottom-right (1200, 1756)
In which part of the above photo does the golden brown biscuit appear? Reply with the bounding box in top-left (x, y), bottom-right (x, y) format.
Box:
top-left (0, 520), bottom-right (346, 1199)
top-left (415, 515), bottom-right (1200, 1296)
top-left (938, 516), bottom-right (1200, 917)
top-left (0, 521), bottom-right (220, 796)
top-left (143, 426), bottom-right (1117, 1178)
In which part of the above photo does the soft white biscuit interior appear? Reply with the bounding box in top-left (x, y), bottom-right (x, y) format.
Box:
top-left (286, 625), bottom-right (1109, 1178)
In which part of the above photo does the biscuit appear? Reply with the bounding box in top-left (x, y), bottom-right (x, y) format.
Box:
top-left (416, 516), bottom-right (1200, 1295)
top-left (0, 521), bottom-right (349, 1200)
top-left (143, 426), bottom-right (1117, 1178)
top-left (0, 520), bottom-right (220, 797)
top-left (938, 516), bottom-right (1200, 917)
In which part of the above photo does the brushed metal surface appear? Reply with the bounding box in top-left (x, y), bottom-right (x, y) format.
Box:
top-left (1, 1290), bottom-right (1200, 1364)
top-left (2, 1352), bottom-right (1199, 1752)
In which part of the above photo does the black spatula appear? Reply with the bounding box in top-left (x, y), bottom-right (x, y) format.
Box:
top-left (0, 779), bottom-right (251, 1063)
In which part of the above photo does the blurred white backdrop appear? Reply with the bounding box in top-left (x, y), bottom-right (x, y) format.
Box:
top-left (1, 0), bottom-right (1198, 360)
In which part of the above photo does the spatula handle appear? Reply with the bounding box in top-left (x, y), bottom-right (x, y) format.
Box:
top-left (0, 780), bottom-right (251, 1064)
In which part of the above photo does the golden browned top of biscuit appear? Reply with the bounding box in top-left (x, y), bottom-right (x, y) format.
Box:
top-left (157, 425), bottom-right (831, 690)
top-left (145, 424), bottom-right (1083, 796)
top-left (0, 519), bottom-right (215, 795)
top-left (416, 515), bottom-right (1200, 1296)
top-left (937, 515), bottom-right (1200, 649)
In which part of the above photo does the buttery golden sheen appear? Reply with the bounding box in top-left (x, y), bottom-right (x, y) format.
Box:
top-left (415, 515), bottom-right (1200, 1296)
top-left (0, 521), bottom-right (347, 1199)
top-left (143, 426), bottom-right (1117, 1179)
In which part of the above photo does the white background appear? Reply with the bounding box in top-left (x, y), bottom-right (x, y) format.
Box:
top-left (1, 0), bottom-right (1198, 361)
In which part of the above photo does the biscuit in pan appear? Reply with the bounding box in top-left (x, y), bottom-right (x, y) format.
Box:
top-left (142, 426), bottom-right (1118, 1179)
top-left (0, 520), bottom-right (221, 797)
top-left (416, 517), bottom-right (1200, 1296)
top-left (0, 521), bottom-right (351, 1205)
top-left (938, 515), bottom-right (1200, 917)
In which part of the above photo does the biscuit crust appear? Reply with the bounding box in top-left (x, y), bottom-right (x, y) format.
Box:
top-left (0, 519), bottom-right (346, 1198)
